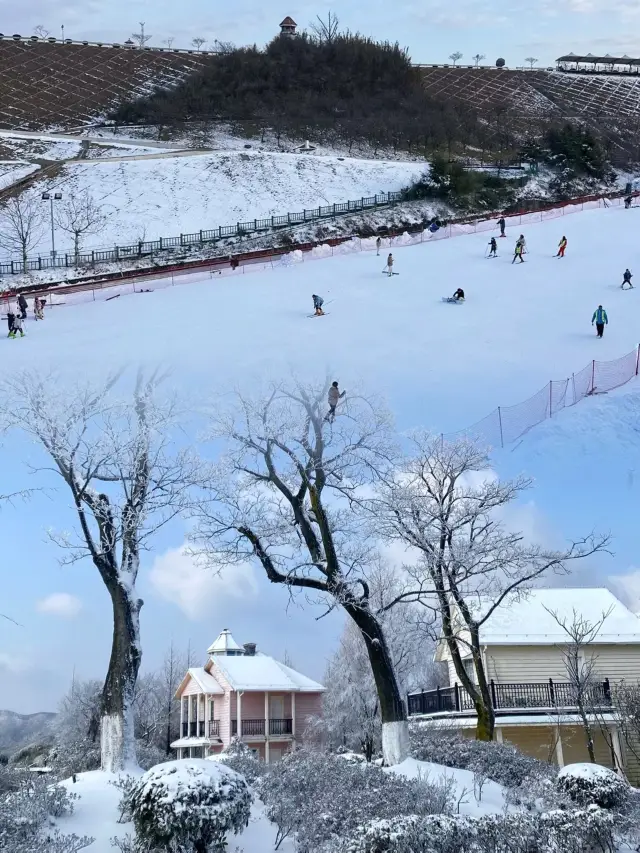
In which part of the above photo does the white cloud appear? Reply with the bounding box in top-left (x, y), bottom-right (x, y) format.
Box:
top-left (0, 652), bottom-right (31, 673)
top-left (149, 544), bottom-right (258, 620)
top-left (608, 569), bottom-right (640, 614)
top-left (36, 592), bottom-right (82, 618)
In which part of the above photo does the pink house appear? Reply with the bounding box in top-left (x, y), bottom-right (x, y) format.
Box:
top-left (171, 629), bottom-right (325, 763)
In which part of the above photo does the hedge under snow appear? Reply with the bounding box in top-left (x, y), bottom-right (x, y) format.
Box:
top-left (128, 759), bottom-right (251, 852)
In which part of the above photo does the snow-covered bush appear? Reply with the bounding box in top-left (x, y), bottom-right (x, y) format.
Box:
top-left (0, 776), bottom-right (93, 853)
top-left (128, 759), bottom-right (251, 853)
top-left (344, 807), bottom-right (617, 853)
top-left (410, 724), bottom-right (553, 789)
top-left (556, 763), bottom-right (629, 809)
top-left (217, 737), bottom-right (266, 785)
top-left (257, 748), bottom-right (453, 853)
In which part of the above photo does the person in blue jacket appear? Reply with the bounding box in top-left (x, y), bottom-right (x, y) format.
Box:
top-left (592, 305), bottom-right (608, 338)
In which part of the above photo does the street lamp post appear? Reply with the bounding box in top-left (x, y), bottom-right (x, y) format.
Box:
top-left (42, 192), bottom-right (62, 261)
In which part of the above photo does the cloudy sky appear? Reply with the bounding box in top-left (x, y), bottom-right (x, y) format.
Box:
top-left (3, 0), bottom-right (640, 65)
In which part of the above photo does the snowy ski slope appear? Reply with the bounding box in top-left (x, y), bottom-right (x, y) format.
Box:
top-left (2, 203), bottom-right (640, 616)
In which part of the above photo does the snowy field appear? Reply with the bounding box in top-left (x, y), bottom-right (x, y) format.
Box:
top-left (3, 203), bottom-right (640, 603)
top-left (18, 150), bottom-right (424, 254)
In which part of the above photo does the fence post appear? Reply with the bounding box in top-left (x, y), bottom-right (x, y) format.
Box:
top-left (591, 359), bottom-right (595, 394)
top-left (490, 679), bottom-right (497, 708)
top-left (38, 256), bottom-right (42, 270)
top-left (436, 685), bottom-right (441, 712)
top-left (497, 407), bottom-right (504, 448)
top-left (332, 204), bottom-right (336, 215)
top-left (636, 345), bottom-right (640, 376)
top-left (549, 380), bottom-right (553, 417)
top-left (549, 679), bottom-right (555, 705)
top-left (287, 214), bottom-right (291, 224)
top-left (159, 237), bottom-right (163, 251)
top-left (219, 226), bottom-right (222, 238)
top-left (454, 683), bottom-right (460, 712)
top-left (91, 250), bottom-right (95, 267)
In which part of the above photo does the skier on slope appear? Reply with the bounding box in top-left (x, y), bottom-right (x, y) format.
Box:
top-left (10, 311), bottom-right (25, 338)
top-left (384, 254), bottom-right (394, 276)
top-left (17, 293), bottom-right (27, 319)
top-left (556, 236), bottom-right (567, 258)
top-left (325, 381), bottom-right (346, 422)
top-left (512, 239), bottom-right (525, 264)
top-left (312, 294), bottom-right (325, 316)
top-left (6, 306), bottom-right (16, 338)
top-left (592, 305), bottom-right (608, 338)
top-left (488, 237), bottom-right (498, 258)
top-left (498, 216), bottom-right (506, 237)
top-left (622, 269), bottom-right (633, 289)
top-left (376, 237), bottom-right (382, 256)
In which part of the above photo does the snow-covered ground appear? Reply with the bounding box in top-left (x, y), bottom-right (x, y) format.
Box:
top-left (14, 151), bottom-right (424, 255)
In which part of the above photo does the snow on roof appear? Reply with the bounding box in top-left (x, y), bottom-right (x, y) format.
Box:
top-left (207, 629), bottom-right (243, 655)
top-left (477, 588), bottom-right (640, 645)
top-left (175, 667), bottom-right (224, 698)
top-left (212, 652), bottom-right (325, 692)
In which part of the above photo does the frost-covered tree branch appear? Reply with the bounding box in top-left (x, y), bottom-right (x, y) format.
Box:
top-left (0, 371), bottom-right (200, 771)
top-left (193, 381), bottom-right (410, 764)
top-left (364, 433), bottom-right (610, 741)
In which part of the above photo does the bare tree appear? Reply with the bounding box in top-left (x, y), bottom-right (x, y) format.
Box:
top-left (525, 57), bottom-right (538, 69)
top-left (34, 25), bottom-right (50, 38)
top-left (449, 51), bottom-right (463, 66)
top-left (54, 192), bottom-right (108, 261)
top-left (163, 37), bottom-right (175, 49)
top-left (212, 39), bottom-right (235, 54)
top-left (192, 382), bottom-right (409, 765)
top-left (131, 22), bottom-right (152, 47)
top-left (473, 53), bottom-right (485, 68)
top-left (545, 605), bottom-right (613, 763)
top-left (0, 195), bottom-right (46, 271)
top-left (0, 372), bottom-right (199, 771)
top-left (366, 434), bottom-right (609, 742)
top-left (309, 11), bottom-right (340, 44)
top-left (191, 37), bottom-right (206, 51)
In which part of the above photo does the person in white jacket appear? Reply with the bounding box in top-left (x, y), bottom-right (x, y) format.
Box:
top-left (326, 381), bottom-right (346, 422)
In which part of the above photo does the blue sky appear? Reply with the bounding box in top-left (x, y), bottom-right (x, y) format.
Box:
top-left (5, 0), bottom-right (640, 66)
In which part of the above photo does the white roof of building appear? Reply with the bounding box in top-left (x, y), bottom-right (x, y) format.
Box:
top-left (184, 667), bottom-right (225, 695)
top-left (212, 652), bottom-right (325, 692)
top-left (207, 629), bottom-right (244, 655)
top-left (476, 588), bottom-right (640, 645)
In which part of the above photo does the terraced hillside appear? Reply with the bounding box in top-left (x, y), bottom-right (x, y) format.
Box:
top-left (0, 39), bottom-right (214, 130)
top-left (419, 67), bottom-right (640, 119)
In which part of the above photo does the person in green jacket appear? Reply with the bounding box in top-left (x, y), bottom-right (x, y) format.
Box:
top-left (592, 305), bottom-right (608, 338)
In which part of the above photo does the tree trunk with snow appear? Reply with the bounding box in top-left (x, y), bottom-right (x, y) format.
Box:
top-left (346, 603), bottom-right (408, 764)
top-left (101, 580), bottom-right (143, 771)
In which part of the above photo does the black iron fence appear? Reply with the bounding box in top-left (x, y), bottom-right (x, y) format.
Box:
top-left (0, 191), bottom-right (407, 276)
top-left (408, 678), bottom-right (612, 716)
top-left (269, 718), bottom-right (293, 736)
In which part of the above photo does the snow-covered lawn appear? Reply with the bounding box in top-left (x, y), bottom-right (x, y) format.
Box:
top-left (387, 758), bottom-right (509, 816)
top-left (14, 150), bottom-right (424, 255)
top-left (0, 161), bottom-right (39, 189)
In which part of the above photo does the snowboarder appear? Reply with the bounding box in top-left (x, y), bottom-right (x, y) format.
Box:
top-left (312, 294), bottom-right (325, 316)
top-left (452, 288), bottom-right (465, 302)
top-left (325, 381), bottom-right (346, 422)
top-left (384, 254), bottom-right (394, 276)
top-left (488, 237), bottom-right (498, 258)
top-left (376, 237), bottom-right (381, 256)
top-left (512, 239), bottom-right (525, 264)
top-left (625, 195), bottom-right (633, 209)
top-left (622, 269), bottom-right (633, 289)
top-left (17, 293), bottom-right (27, 319)
top-left (556, 236), bottom-right (567, 258)
top-left (6, 307), bottom-right (16, 338)
top-left (592, 305), bottom-right (608, 338)
top-left (498, 217), bottom-right (506, 237)
top-left (11, 311), bottom-right (25, 338)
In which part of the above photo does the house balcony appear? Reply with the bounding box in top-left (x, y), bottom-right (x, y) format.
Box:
top-left (231, 718), bottom-right (293, 738)
top-left (180, 720), bottom-right (221, 739)
top-left (407, 679), bottom-right (612, 718)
